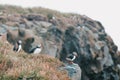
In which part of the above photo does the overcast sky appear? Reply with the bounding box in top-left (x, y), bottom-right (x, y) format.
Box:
top-left (0, 0), bottom-right (120, 50)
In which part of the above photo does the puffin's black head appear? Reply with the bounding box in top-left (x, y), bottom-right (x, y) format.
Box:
top-left (73, 52), bottom-right (78, 56)
top-left (17, 40), bottom-right (22, 45)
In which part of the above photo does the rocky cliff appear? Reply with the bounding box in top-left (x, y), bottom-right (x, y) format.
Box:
top-left (0, 5), bottom-right (120, 80)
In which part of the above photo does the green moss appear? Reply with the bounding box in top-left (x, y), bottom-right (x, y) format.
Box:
top-left (47, 13), bottom-right (53, 20)
top-left (0, 75), bottom-right (17, 80)
top-left (18, 53), bottom-right (28, 59)
top-left (0, 42), bottom-right (3, 47)
top-left (18, 71), bottom-right (48, 80)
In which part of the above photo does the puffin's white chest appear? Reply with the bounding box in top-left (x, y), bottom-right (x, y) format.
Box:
top-left (17, 45), bottom-right (22, 52)
top-left (33, 48), bottom-right (42, 54)
top-left (72, 56), bottom-right (76, 61)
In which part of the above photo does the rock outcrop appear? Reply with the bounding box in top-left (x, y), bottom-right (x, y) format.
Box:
top-left (59, 63), bottom-right (81, 80)
top-left (0, 5), bottom-right (120, 80)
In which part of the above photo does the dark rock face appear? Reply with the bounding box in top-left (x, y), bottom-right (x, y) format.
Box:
top-left (1, 11), bottom-right (120, 80)
top-left (60, 27), bottom-right (81, 62)
top-left (42, 26), bottom-right (63, 57)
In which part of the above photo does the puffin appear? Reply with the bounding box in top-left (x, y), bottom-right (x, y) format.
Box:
top-left (13, 40), bottom-right (22, 52)
top-left (29, 44), bottom-right (42, 54)
top-left (66, 52), bottom-right (78, 61)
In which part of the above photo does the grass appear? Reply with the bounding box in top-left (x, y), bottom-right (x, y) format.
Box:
top-left (0, 4), bottom-right (79, 18)
top-left (0, 39), bottom-right (69, 80)
top-left (0, 5), bottom-right (61, 16)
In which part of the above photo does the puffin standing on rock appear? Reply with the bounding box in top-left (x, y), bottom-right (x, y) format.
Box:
top-left (13, 40), bottom-right (22, 52)
top-left (29, 44), bottom-right (42, 54)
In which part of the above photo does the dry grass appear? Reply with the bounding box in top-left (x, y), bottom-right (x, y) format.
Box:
top-left (0, 5), bottom-right (79, 18)
top-left (0, 39), bottom-right (69, 80)
top-left (0, 5), bottom-right (62, 17)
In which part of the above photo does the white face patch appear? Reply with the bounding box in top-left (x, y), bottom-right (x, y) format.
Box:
top-left (37, 44), bottom-right (42, 48)
top-left (18, 40), bottom-right (22, 44)
top-left (17, 45), bottom-right (22, 52)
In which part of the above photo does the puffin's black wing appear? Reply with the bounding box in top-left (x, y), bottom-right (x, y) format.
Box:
top-left (29, 47), bottom-right (36, 53)
top-left (13, 43), bottom-right (18, 51)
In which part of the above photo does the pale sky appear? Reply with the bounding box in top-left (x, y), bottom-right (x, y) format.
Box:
top-left (0, 0), bottom-right (120, 50)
